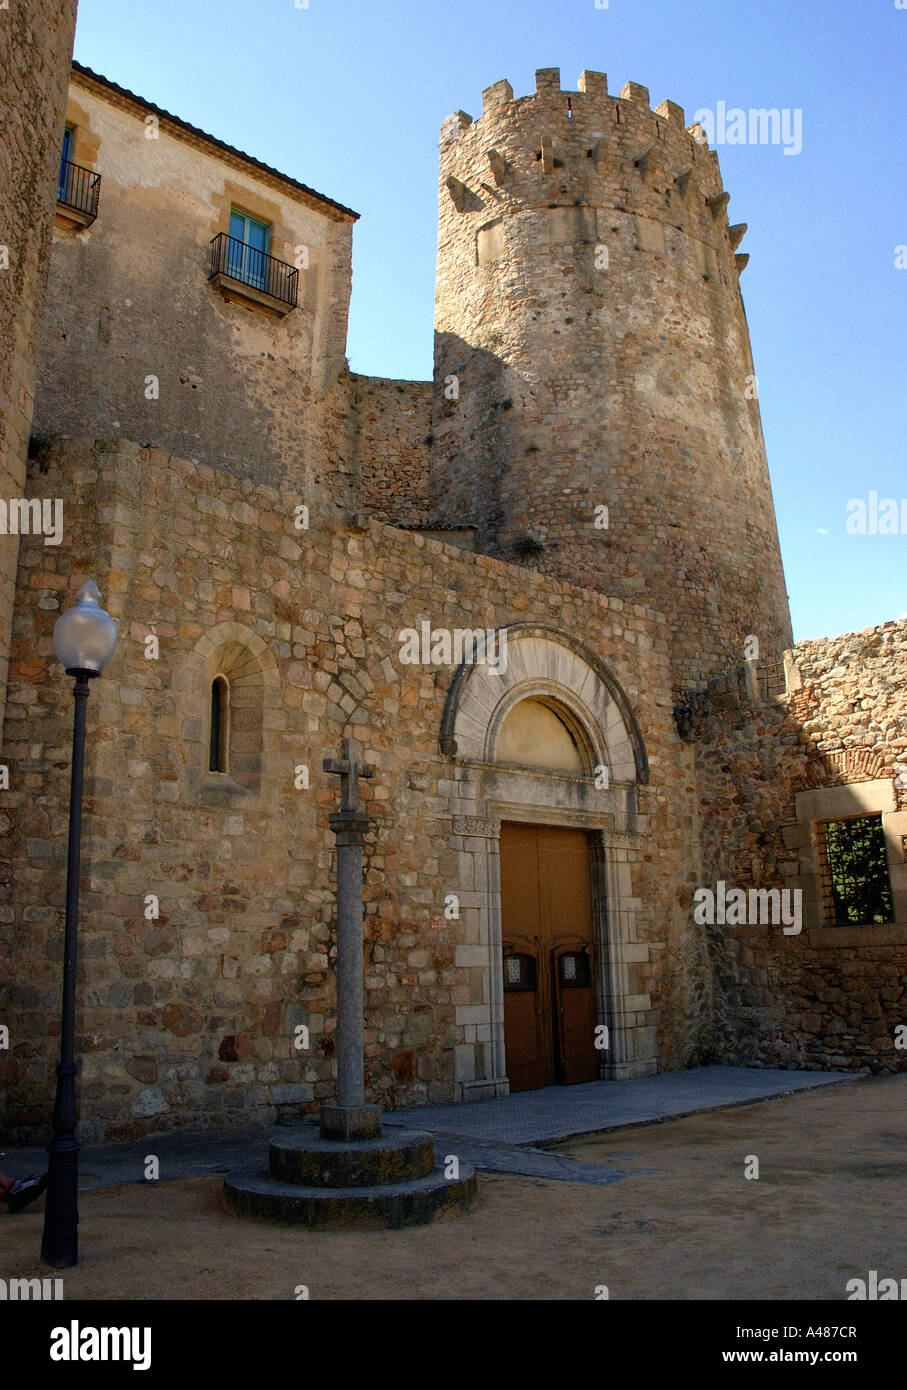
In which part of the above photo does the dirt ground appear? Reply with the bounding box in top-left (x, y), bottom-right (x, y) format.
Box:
top-left (2, 1074), bottom-right (905, 1300)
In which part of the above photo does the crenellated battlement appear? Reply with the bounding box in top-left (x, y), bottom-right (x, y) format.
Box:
top-left (442, 67), bottom-right (717, 158)
top-left (438, 67), bottom-right (739, 273)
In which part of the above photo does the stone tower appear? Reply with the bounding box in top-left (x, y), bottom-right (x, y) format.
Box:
top-left (428, 68), bottom-right (792, 692)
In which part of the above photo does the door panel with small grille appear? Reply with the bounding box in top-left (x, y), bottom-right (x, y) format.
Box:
top-left (554, 947), bottom-right (597, 1084)
top-left (500, 823), bottom-right (598, 1091)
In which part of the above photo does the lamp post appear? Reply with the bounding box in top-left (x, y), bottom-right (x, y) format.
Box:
top-left (41, 580), bottom-right (118, 1268)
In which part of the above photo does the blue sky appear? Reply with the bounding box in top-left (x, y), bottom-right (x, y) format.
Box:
top-left (71, 0), bottom-right (905, 642)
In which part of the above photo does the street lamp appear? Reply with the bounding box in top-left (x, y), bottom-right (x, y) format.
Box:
top-left (41, 581), bottom-right (118, 1268)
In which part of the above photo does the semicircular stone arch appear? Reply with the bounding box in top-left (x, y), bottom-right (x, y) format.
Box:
top-left (185, 620), bottom-right (281, 798)
top-left (440, 624), bottom-right (648, 785)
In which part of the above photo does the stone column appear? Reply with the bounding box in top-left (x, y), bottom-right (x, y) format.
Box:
top-left (320, 738), bottom-right (381, 1141)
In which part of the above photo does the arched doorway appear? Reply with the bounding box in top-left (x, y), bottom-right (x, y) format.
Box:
top-left (439, 624), bottom-right (655, 1098)
top-left (496, 695), bottom-right (599, 1089)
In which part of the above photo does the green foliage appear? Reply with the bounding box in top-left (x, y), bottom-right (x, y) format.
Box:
top-left (825, 816), bottom-right (894, 925)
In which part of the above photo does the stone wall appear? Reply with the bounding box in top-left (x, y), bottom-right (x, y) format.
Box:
top-left (0, 437), bottom-right (705, 1143)
top-left (428, 69), bottom-right (792, 694)
top-left (32, 67), bottom-right (357, 505)
top-left (0, 0), bottom-right (79, 750)
top-left (351, 375), bottom-right (432, 527)
top-left (693, 621), bottom-right (907, 1072)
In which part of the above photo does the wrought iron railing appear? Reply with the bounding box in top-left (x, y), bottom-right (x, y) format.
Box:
top-left (57, 159), bottom-right (101, 221)
top-left (208, 233), bottom-right (298, 308)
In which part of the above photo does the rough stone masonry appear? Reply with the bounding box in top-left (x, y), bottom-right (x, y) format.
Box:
top-left (0, 54), bottom-right (903, 1144)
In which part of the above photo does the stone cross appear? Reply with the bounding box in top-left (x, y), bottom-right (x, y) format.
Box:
top-left (320, 738), bottom-right (381, 1141)
top-left (323, 738), bottom-right (374, 813)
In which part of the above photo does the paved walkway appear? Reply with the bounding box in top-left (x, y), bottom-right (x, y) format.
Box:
top-left (383, 1065), bottom-right (853, 1146)
top-left (1, 1065), bottom-right (854, 1190)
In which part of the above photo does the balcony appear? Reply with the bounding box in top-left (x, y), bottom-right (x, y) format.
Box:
top-left (56, 158), bottom-right (101, 227)
top-left (208, 233), bottom-right (298, 315)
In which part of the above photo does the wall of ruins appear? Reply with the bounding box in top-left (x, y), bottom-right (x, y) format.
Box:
top-left (692, 621), bottom-right (907, 1072)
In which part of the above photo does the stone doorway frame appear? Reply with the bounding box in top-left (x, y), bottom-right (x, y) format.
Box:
top-left (440, 625), bottom-right (657, 1099)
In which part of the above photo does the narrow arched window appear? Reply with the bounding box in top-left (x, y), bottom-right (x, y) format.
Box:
top-left (209, 675), bottom-right (229, 772)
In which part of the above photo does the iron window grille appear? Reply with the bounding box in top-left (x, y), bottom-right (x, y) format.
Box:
top-left (503, 953), bottom-right (537, 992)
top-left (558, 952), bottom-right (591, 988)
top-left (817, 814), bottom-right (895, 925)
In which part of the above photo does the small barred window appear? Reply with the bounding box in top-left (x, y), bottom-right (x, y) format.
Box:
top-left (503, 954), bottom-right (537, 992)
top-left (819, 815), bottom-right (894, 925)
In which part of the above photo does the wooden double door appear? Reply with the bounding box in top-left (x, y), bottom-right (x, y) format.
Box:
top-left (500, 823), bottom-right (599, 1092)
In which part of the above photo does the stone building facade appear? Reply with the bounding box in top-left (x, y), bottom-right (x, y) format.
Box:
top-left (0, 58), bottom-right (903, 1143)
top-left (0, 0), bottom-right (79, 749)
top-left (33, 62), bottom-right (359, 506)
top-left (4, 438), bottom-right (703, 1139)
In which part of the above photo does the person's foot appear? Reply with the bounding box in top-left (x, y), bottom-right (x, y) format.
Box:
top-left (6, 1174), bottom-right (48, 1214)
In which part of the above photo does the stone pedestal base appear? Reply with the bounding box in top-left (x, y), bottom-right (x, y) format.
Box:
top-left (224, 1125), bottom-right (476, 1230)
top-left (271, 1129), bottom-right (433, 1187)
top-left (319, 1102), bottom-right (382, 1141)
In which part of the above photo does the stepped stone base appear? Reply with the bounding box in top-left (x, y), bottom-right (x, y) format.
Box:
top-left (224, 1165), bottom-right (477, 1229)
top-left (224, 1123), bottom-right (477, 1228)
top-left (270, 1128), bottom-right (435, 1187)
